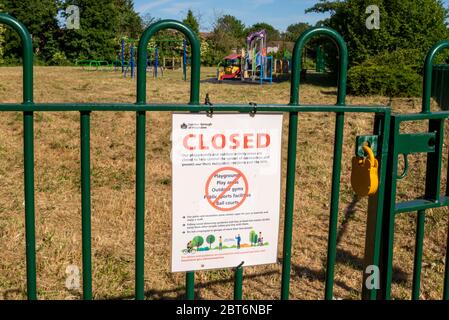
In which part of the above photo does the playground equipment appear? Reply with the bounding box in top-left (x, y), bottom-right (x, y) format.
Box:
top-left (148, 37), bottom-right (188, 80)
top-left (3, 13), bottom-right (449, 302)
top-left (432, 64), bottom-right (449, 110)
top-left (216, 29), bottom-right (273, 84)
top-left (217, 53), bottom-right (242, 81)
top-left (316, 45), bottom-right (326, 73)
top-left (115, 38), bottom-right (136, 78)
top-left (242, 29), bottom-right (273, 84)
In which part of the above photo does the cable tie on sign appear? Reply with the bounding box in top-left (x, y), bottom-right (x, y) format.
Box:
top-left (249, 102), bottom-right (257, 117)
top-left (236, 261), bottom-right (244, 269)
top-left (205, 93), bottom-right (213, 117)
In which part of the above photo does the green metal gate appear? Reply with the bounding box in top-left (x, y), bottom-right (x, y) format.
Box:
top-left (0, 13), bottom-right (448, 301)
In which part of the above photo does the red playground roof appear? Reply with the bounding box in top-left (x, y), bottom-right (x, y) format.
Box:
top-left (223, 53), bottom-right (242, 60)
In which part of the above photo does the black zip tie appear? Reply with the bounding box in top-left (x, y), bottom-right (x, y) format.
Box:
top-left (249, 102), bottom-right (257, 116)
top-left (205, 93), bottom-right (213, 117)
top-left (235, 261), bottom-right (244, 269)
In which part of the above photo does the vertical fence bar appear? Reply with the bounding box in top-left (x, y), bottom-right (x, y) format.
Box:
top-left (137, 20), bottom-right (201, 301)
top-left (280, 112), bottom-right (298, 300)
top-left (186, 271), bottom-right (195, 300)
top-left (80, 111), bottom-right (93, 300)
top-left (288, 27), bottom-right (348, 299)
top-left (362, 112), bottom-right (391, 300)
top-left (23, 111), bottom-right (36, 300)
top-left (324, 112), bottom-right (344, 300)
top-left (412, 210), bottom-right (425, 300)
top-left (380, 117), bottom-right (400, 300)
top-left (234, 265), bottom-right (244, 300)
top-left (0, 13), bottom-right (36, 300)
top-left (135, 110), bottom-right (146, 300)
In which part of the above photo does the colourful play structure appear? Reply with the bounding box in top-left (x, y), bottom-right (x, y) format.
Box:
top-left (216, 30), bottom-right (328, 84)
top-left (217, 30), bottom-right (280, 84)
top-left (217, 29), bottom-right (273, 84)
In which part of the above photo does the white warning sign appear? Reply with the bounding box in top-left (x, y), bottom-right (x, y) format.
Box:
top-left (171, 113), bottom-right (283, 272)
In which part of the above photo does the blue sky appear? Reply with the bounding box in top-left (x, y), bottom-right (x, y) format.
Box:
top-left (134, 0), bottom-right (330, 32)
top-left (134, 0), bottom-right (449, 32)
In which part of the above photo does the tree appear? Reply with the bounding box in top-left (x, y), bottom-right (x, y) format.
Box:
top-left (206, 235), bottom-right (215, 248)
top-left (115, 0), bottom-right (143, 39)
top-left (2, 0), bottom-right (61, 63)
top-left (284, 22), bottom-right (312, 42)
top-left (192, 236), bottom-right (204, 249)
top-left (60, 0), bottom-right (121, 61)
top-left (0, 3), bottom-right (5, 64)
top-left (249, 230), bottom-right (258, 246)
top-left (183, 9), bottom-right (199, 36)
top-left (141, 13), bottom-right (159, 29)
top-left (246, 22), bottom-right (281, 41)
top-left (210, 14), bottom-right (246, 57)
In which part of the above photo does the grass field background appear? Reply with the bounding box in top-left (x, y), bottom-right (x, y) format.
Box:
top-left (0, 66), bottom-right (448, 300)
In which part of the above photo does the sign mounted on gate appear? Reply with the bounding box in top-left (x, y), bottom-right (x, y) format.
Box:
top-left (171, 113), bottom-right (283, 272)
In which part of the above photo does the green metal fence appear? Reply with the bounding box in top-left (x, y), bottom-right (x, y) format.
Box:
top-left (0, 13), bottom-right (448, 301)
top-left (432, 64), bottom-right (449, 110)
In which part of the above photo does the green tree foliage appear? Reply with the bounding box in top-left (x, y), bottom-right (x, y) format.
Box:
top-left (209, 14), bottom-right (246, 59)
top-left (183, 9), bottom-right (199, 36)
top-left (284, 22), bottom-right (311, 42)
top-left (192, 236), bottom-right (204, 249)
top-left (246, 22), bottom-right (281, 41)
top-left (60, 0), bottom-right (119, 61)
top-left (2, 0), bottom-right (61, 64)
top-left (1, 0), bottom-right (142, 64)
top-left (0, 3), bottom-right (5, 64)
top-left (206, 235), bottom-right (215, 248)
top-left (115, 0), bottom-right (143, 39)
top-left (249, 230), bottom-right (258, 245)
top-left (307, 0), bottom-right (449, 97)
top-left (307, 0), bottom-right (449, 66)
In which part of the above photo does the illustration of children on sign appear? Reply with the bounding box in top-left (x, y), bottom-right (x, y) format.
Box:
top-left (235, 234), bottom-right (241, 249)
top-left (219, 236), bottom-right (223, 250)
top-left (258, 232), bottom-right (263, 246)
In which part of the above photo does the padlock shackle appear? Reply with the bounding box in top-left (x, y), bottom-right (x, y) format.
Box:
top-left (362, 145), bottom-right (376, 165)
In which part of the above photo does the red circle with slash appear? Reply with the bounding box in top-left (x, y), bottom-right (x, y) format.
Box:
top-left (205, 167), bottom-right (249, 211)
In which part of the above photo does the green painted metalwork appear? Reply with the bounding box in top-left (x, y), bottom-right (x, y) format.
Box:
top-left (0, 13), bottom-right (36, 301)
top-left (289, 27), bottom-right (349, 300)
top-left (380, 40), bottom-right (449, 300)
top-left (356, 135), bottom-right (379, 157)
top-left (432, 65), bottom-right (449, 110)
top-left (234, 264), bottom-right (244, 300)
top-left (80, 111), bottom-right (93, 300)
top-left (412, 210), bottom-right (425, 300)
top-left (2, 13), bottom-right (449, 302)
top-left (186, 272), bottom-right (195, 300)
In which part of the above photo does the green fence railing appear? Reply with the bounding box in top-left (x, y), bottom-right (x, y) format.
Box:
top-left (432, 64), bottom-right (449, 111)
top-left (1, 13), bottom-right (448, 301)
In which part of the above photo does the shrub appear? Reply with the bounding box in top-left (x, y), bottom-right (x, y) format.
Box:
top-left (48, 51), bottom-right (70, 66)
top-left (348, 64), bottom-right (422, 97)
top-left (348, 49), bottom-right (424, 97)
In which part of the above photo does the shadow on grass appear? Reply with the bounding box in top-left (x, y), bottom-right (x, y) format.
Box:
top-left (107, 270), bottom-right (278, 300)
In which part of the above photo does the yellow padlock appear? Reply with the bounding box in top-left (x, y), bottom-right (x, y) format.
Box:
top-left (351, 144), bottom-right (379, 197)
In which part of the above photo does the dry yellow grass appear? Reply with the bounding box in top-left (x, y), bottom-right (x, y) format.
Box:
top-left (0, 66), bottom-right (448, 300)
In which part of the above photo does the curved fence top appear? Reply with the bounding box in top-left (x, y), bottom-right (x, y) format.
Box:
top-left (290, 27), bottom-right (348, 106)
top-left (137, 20), bottom-right (201, 105)
top-left (422, 40), bottom-right (449, 113)
top-left (0, 13), bottom-right (33, 104)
